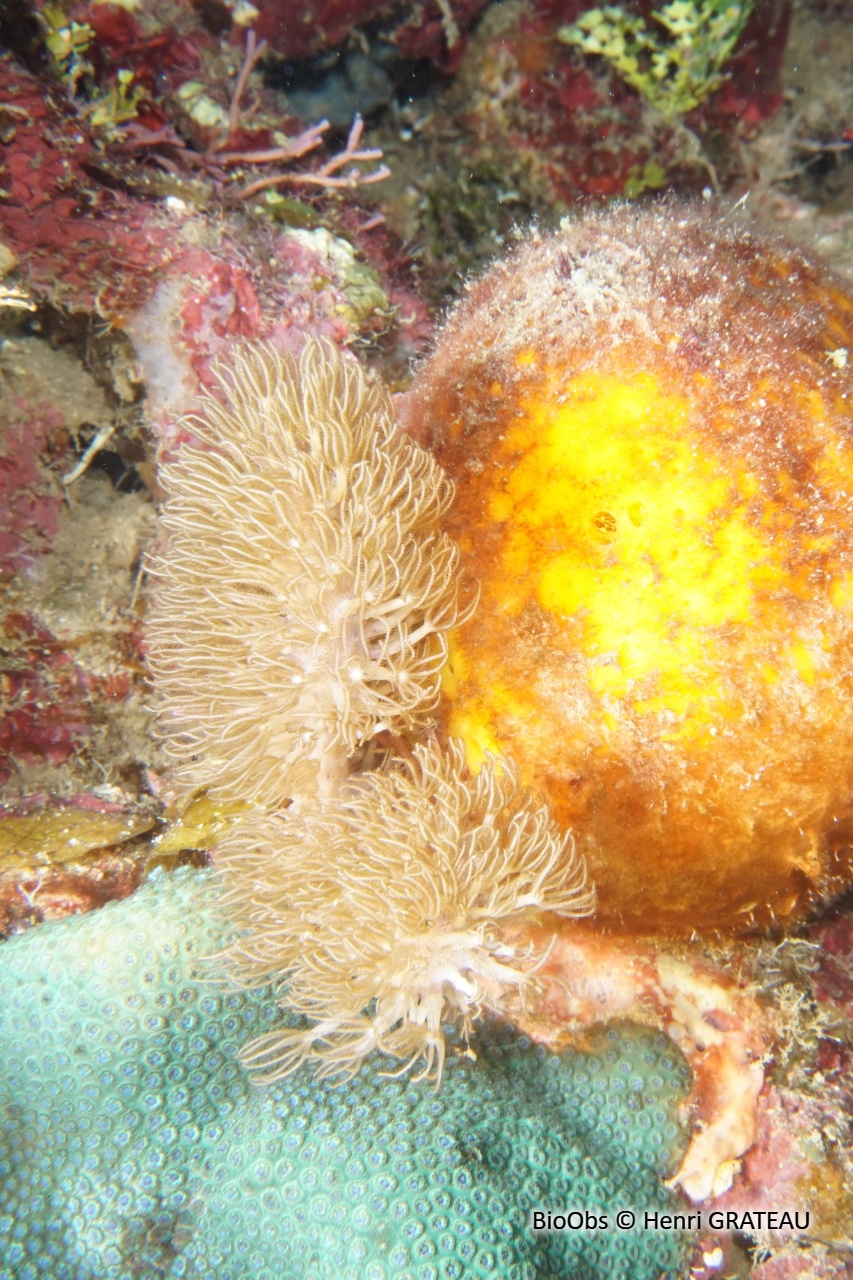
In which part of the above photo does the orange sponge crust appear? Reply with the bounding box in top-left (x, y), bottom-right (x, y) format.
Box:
top-left (407, 204), bottom-right (853, 936)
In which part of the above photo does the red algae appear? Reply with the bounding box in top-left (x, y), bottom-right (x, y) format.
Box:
top-left (406, 202), bottom-right (853, 936)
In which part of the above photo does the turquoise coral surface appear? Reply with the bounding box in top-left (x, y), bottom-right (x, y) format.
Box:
top-left (0, 869), bottom-right (692, 1280)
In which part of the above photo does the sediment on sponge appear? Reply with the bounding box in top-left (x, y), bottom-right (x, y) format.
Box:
top-left (217, 738), bottom-right (595, 1084)
top-left (0, 866), bottom-right (691, 1280)
top-left (146, 339), bottom-right (464, 807)
top-left (405, 201), bottom-right (853, 935)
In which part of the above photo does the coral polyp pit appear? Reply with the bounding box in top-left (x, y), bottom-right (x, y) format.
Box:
top-left (406, 203), bottom-right (853, 936)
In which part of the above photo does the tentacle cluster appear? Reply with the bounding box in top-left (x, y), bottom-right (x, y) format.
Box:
top-left (147, 339), bottom-right (594, 1082)
top-left (147, 340), bottom-right (464, 806)
top-left (218, 740), bottom-right (595, 1083)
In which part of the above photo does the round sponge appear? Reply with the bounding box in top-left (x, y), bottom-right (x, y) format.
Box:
top-left (406, 203), bottom-right (853, 935)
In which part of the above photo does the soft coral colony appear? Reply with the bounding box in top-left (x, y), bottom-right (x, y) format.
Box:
top-left (146, 338), bottom-right (596, 1084)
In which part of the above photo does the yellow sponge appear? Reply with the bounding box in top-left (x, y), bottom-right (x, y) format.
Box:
top-left (407, 204), bottom-right (853, 935)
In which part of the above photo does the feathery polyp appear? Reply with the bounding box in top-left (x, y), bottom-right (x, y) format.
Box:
top-left (218, 740), bottom-right (596, 1084)
top-left (146, 341), bottom-right (464, 806)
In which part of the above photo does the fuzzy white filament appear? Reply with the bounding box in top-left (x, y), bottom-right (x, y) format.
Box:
top-left (218, 740), bottom-right (596, 1084)
top-left (146, 341), bottom-right (464, 805)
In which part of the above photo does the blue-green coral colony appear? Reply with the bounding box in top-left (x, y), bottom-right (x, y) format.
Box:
top-left (0, 870), bottom-right (691, 1280)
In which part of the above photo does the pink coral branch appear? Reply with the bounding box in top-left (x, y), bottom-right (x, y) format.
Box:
top-left (108, 45), bottom-right (389, 205)
top-left (212, 121), bottom-right (330, 167)
top-left (209, 28), bottom-right (269, 154)
top-left (233, 115), bottom-right (389, 200)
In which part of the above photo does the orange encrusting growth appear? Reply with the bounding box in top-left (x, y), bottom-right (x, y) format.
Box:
top-left (407, 204), bottom-right (853, 935)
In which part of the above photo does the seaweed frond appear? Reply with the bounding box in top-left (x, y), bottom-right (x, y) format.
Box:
top-left (560, 0), bottom-right (755, 119)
